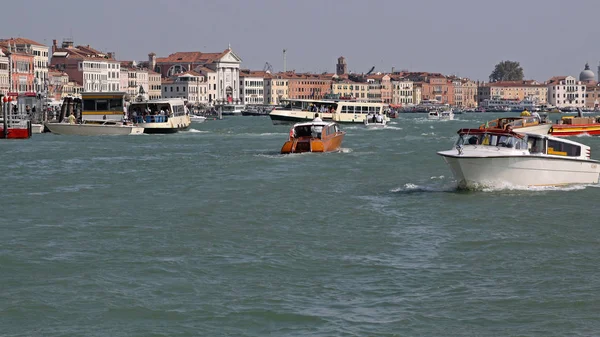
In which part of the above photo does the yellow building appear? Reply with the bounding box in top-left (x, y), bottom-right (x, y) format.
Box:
top-left (391, 79), bottom-right (414, 106)
top-left (264, 75), bottom-right (288, 105)
top-left (478, 81), bottom-right (547, 105)
top-left (331, 81), bottom-right (368, 100)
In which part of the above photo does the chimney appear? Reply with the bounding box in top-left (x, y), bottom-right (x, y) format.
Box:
top-left (107, 52), bottom-right (113, 59)
top-left (392, 67), bottom-right (395, 74)
top-left (52, 39), bottom-right (57, 53)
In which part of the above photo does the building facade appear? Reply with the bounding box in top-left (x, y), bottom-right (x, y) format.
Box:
top-left (0, 38), bottom-right (49, 94)
top-left (0, 49), bottom-right (9, 96)
top-left (161, 71), bottom-right (208, 105)
top-left (155, 47), bottom-right (242, 105)
top-left (391, 79), bottom-right (414, 106)
top-left (239, 70), bottom-right (265, 105)
top-left (148, 71), bottom-right (161, 100)
top-left (584, 83), bottom-right (600, 109)
top-left (51, 39), bottom-right (120, 93)
top-left (547, 76), bottom-right (586, 108)
top-left (478, 81), bottom-right (547, 105)
top-left (264, 75), bottom-right (288, 105)
top-left (286, 72), bottom-right (333, 100)
top-left (332, 80), bottom-right (368, 100)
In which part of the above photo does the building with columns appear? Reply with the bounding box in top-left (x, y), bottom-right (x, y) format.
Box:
top-left (154, 47), bottom-right (242, 105)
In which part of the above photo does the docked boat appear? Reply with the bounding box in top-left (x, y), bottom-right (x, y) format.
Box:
top-left (128, 98), bottom-right (191, 134)
top-left (270, 99), bottom-right (388, 125)
top-left (281, 120), bottom-right (345, 154)
top-left (190, 114), bottom-right (207, 123)
top-left (550, 115), bottom-right (600, 137)
top-left (437, 128), bottom-right (600, 189)
top-left (480, 116), bottom-right (552, 135)
top-left (428, 109), bottom-right (454, 120)
top-left (219, 104), bottom-right (245, 116)
top-left (242, 106), bottom-right (269, 116)
top-left (45, 119), bottom-right (143, 135)
top-left (0, 112), bottom-right (32, 140)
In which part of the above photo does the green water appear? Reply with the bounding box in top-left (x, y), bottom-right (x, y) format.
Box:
top-left (1, 113), bottom-right (599, 336)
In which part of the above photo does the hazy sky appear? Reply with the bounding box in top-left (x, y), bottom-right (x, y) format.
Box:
top-left (4, 0), bottom-right (600, 81)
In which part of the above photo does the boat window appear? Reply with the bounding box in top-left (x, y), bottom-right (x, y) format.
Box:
top-left (341, 105), bottom-right (348, 113)
top-left (528, 137), bottom-right (546, 154)
top-left (354, 106), bottom-right (363, 114)
top-left (83, 99), bottom-right (95, 111)
top-left (96, 100), bottom-right (108, 111)
top-left (294, 125), bottom-right (312, 137)
top-left (547, 139), bottom-right (581, 157)
top-left (109, 99), bottom-right (123, 111)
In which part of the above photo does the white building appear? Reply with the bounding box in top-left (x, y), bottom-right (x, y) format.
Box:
top-left (154, 47), bottom-right (242, 106)
top-left (51, 39), bottom-right (120, 93)
top-left (161, 71), bottom-right (208, 105)
top-left (0, 48), bottom-right (9, 96)
top-left (239, 70), bottom-right (265, 105)
top-left (547, 75), bottom-right (586, 108)
top-left (392, 79), bottom-right (414, 106)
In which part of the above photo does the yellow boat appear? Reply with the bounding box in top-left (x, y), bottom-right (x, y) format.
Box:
top-left (520, 109), bottom-right (531, 116)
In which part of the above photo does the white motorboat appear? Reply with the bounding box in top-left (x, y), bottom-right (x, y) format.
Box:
top-left (190, 114), bottom-right (207, 123)
top-left (128, 99), bottom-right (191, 134)
top-left (437, 128), bottom-right (600, 189)
top-left (363, 116), bottom-right (387, 129)
top-left (428, 109), bottom-right (454, 120)
top-left (269, 99), bottom-right (388, 125)
top-left (45, 120), bottom-right (144, 136)
top-left (31, 123), bottom-right (44, 134)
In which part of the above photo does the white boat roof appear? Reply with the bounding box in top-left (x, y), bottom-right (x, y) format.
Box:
top-left (293, 120), bottom-right (336, 128)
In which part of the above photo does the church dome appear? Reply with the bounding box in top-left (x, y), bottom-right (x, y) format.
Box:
top-left (579, 63), bottom-right (595, 82)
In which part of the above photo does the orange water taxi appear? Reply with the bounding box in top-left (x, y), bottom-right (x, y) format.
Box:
top-left (281, 121), bottom-right (345, 154)
top-left (549, 115), bottom-right (600, 137)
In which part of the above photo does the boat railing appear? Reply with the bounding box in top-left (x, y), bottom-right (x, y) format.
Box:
top-left (133, 116), bottom-right (168, 123)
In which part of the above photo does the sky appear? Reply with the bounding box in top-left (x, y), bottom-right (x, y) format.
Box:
top-left (3, 0), bottom-right (600, 82)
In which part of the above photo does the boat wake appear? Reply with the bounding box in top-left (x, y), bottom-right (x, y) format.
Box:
top-left (183, 129), bottom-right (208, 133)
top-left (338, 148), bottom-right (353, 153)
top-left (385, 126), bottom-right (403, 130)
top-left (390, 182), bottom-right (455, 193)
top-left (479, 183), bottom-right (596, 192)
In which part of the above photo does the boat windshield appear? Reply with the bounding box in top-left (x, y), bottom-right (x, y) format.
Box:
top-left (457, 133), bottom-right (528, 149)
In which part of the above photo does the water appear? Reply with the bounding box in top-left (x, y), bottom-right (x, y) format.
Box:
top-left (1, 113), bottom-right (600, 336)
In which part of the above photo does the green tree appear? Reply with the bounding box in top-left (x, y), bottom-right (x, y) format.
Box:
top-left (489, 61), bottom-right (524, 82)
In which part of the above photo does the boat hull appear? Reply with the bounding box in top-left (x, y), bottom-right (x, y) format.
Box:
top-left (45, 123), bottom-right (143, 135)
top-left (138, 115), bottom-right (191, 134)
top-left (438, 153), bottom-right (600, 189)
top-left (281, 134), bottom-right (345, 154)
top-left (31, 123), bottom-right (44, 134)
top-left (0, 126), bottom-right (32, 139)
top-left (513, 123), bottom-right (553, 135)
top-left (550, 124), bottom-right (600, 137)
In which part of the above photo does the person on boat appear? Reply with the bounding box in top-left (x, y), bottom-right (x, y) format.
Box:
top-left (122, 111), bottom-right (129, 123)
top-left (67, 112), bottom-right (76, 124)
top-left (313, 113), bottom-right (322, 122)
top-left (531, 110), bottom-right (541, 121)
top-left (366, 111), bottom-right (373, 123)
top-left (375, 112), bottom-right (384, 124)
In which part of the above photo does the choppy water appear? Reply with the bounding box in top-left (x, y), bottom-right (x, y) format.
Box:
top-left (1, 113), bottom-right (600, 336)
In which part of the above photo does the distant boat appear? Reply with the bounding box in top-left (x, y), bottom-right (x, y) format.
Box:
top-left (281, 120), bottom-right (345, 154)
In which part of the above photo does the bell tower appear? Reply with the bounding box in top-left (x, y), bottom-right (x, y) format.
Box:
top-left (336, 56), bottom-right (347, 76)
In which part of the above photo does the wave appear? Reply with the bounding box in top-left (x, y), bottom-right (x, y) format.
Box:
top-left (183, 129), bottom-right (208, 133)
top-left (390, 182), bottom-right (455, 193)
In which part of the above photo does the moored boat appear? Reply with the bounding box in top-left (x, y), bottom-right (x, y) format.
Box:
top-left (45, 119), bottom-right (143, 135)
top-left (549, 115), bottom-right (600, 137)
top-left (1, 97), bottom-right (32, 139)
top-left (437, 128), bottom-right (600, 189)
top-left (428, 109), bottom-right (454, 120)
top-left (281, 120), bottom-right (345, 154)
top-left (190, 114), bottom-right (207, 123)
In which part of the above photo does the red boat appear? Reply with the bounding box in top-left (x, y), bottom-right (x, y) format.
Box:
top-left (549, 116), bottom-right (600, 137)
top-left (1, 96), bottom-right (32, 139)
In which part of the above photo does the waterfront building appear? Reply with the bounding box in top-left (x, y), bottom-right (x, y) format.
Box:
top-left (584, 83), bottom-right (600, 109)
top-left (0, 48), bottom-right (9, 96)
top-left (331, 80), bottom-right (368, 100)
top-left (51, 39), bottom-right (120, 92)
top-left (285, 72), bottom-right (333, 100)
top-left (420, 76), bottom-right (454, 105)
top-left (0, 38), bottom-right (49, 94)
top-left (161, 71), bottom-right (208, 105)
top-left (460, 79), bottom-right (478, 108)
top-left (119, 61), bottom-right (149, 101)
top-left (47, 69), bottom-right (69, 100)
top-left (413, 85), bottom-right (422, 105)
top-left (366, 74), bottom-right (392, 103)
top-left (2, 46), bottom-right (35, 95)
top-left (391, 79), bottom-right (414, 106)
top-left (478, 80), bottom-right (547, 105)
top-left (239, 70), bottom-right (266, 105)
top-left (547, 76), bottom-right (586, 108)
top-left (264, 75), bottom-right (288, 105)
top-left (154, 47), bottom-right (242, 105)
top-left (148, 71), bottom-right (162, 100)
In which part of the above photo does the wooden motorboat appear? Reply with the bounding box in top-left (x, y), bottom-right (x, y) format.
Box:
top-left (479, 116), bottom-right (551, 135)
top-left (550, 115), bottom-right (600, 137)
top-left (281, 121), bottom-right (345, 154)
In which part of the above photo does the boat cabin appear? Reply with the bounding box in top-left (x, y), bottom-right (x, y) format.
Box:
top-left (455, 128), bottom-right (591, 159)
top-left (557, 116), bottom-right (600, 125)
top-left (292, 121), bottom-right (340, 140)
top-left (128, 99), bottom-right (187, 123)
